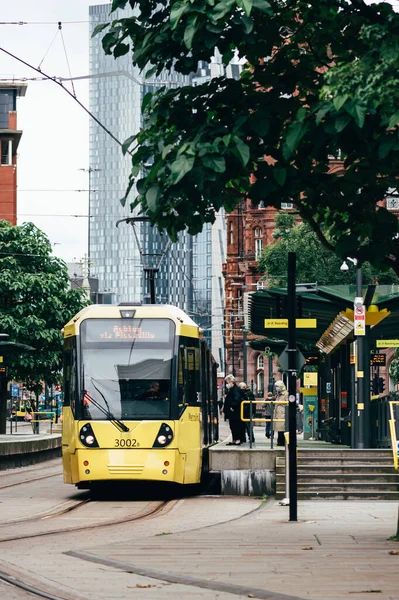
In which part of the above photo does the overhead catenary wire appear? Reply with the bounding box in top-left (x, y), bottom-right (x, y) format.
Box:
top-left (59, 22), bottom-right (76, 97)
top-left (0, 45), bottom-right (132, 156)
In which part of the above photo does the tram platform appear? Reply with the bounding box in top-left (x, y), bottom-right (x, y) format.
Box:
top-left (0, 421), bottom-right (61, 469)
top-left (210, 424), bottom-right (398, 499)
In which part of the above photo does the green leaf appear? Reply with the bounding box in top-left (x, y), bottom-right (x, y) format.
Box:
top-left (146, 186), bottom-right (160, 212)
top-left (141, 92), bottom-right (153, 113)
top-left (316, 103), bottom-right (332, 125)
top-left (111, 0), bottom-right (129, 11)
top-left (145, 66), bottom-right (158, 79)
top-left (236, 0), bottom-right (253, 16)
top-left (232, 137), bottom-right (250, 166)
top-left (333, 95), bottom-right (348, 111)
top-left (170, 155), bottom-right (195, 183)
top-left (345, 103), bottom-right (367, 128)
top-left (253, 0), bottom-right (272, 13)
top-left (184, 15), bottom-right (199, 49)
top-left (334, 114), bottom-right (351, 133)
top-left (223, 134), bottom-right (231, 147)
top-left (285, 122), bottom-right (307, 152)
top-left (114, 42), bottom-right (129, 58)
top-left (388, 112), bottom-right (399, 128)
top-left (170, 1), bottom-right (188, 30)
top-left (202, 154), bottom-right (226, 173)
top-left (378, 136), bottom-right (396, 159)
top-left (241, 14), bottom-right (254, 34)
top-left (274, 167), bottom-right (287, 187)
top-left (122, 135), bottom-right (136, 155)
top-left (91, 23), bottom-right (109, 38)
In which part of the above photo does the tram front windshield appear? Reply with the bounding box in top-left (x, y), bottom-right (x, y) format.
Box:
top-left (80, 318), bottom-right (175, 420)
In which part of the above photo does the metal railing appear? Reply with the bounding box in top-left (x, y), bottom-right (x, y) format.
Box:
top-left (388, 400), bottom-right (399, 470)
top-left (240, 400), bottom-right (288, 449)
top-left (9, 411), bottom-right (56, 435)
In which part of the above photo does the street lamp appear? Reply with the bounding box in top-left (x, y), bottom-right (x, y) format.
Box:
top-left (116, 216), bottom-right (171, 304)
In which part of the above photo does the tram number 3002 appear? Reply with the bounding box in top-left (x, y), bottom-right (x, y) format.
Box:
top-left (114, 438), bottom-right (138, 448)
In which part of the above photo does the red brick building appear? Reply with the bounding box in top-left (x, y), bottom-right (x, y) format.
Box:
top-left (222, 199), bottom-right (284, 394)
top-left (0, 82), bottom-right (27, 225)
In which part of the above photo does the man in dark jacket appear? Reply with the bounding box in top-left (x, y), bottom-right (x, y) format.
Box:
top-left (222, 375), bottom-right (246, 445)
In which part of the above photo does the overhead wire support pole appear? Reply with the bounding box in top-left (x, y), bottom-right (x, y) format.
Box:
top-left (287, 252), bottom-right (298, 522)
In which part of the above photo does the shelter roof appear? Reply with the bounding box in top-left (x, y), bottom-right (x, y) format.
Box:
top-left (246, 285), bottom-right (399, 354)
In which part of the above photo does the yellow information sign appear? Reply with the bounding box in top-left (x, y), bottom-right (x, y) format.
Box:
top-left (264, 318), bottom-right (317, 328)
top-left (304, 372), bottom-right (318, 386)
top-left (376, 340), bottom-right (399, 348)
top-left (0, 356), bottom-right (2, 363)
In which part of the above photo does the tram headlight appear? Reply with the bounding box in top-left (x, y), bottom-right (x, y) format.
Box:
top-left (79, 423), bottom-right (99, 448)
top-left (153, 423), bottom-right (173, 448)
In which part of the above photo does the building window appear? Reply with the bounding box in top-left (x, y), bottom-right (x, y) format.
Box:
top-left (257, 355), bottom-right (264, 370)
top-left (257, 372), bottom-right (264, 396)
top-left (229, 221), bottom-right (233, 245)
top-left (254, 227), bottom-right (263, 238)
top-left (281, 202), bottom-right (294, 210)
top-left (255, 238), bottom-right (263, 259)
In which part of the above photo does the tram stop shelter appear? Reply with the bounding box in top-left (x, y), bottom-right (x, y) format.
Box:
top-left (245, 284), bottom-right (399, 448)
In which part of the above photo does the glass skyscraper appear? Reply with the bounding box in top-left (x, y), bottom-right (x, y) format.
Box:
top-left (89, 4), bottom-right (241, 374)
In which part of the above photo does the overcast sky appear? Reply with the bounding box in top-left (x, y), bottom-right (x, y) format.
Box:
top-left (0, 0), bottom-right (109, 263)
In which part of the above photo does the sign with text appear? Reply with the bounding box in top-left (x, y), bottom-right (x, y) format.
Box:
top-left (264, 318), bottom-right (317, 329)
top-left (354, 303), bottom-right (366, 336)
top-left (304, 372), bottom-right (318, 386)
top-left (370, 354), bottom-right (386, 366)
top-left (376, 339), bottom-right (399, 348)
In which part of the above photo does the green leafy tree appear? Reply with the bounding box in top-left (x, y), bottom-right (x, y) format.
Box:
top-left (388, 349), bottom-right (399, 387)
top-left (95, 0), bottom-right (399, 271)
top-left (258, 213), bottom-right (399, 286)
top-left (0, 221), bottom-right (88, 429)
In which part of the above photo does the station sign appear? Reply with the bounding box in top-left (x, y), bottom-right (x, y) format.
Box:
top-left (376, 340), bottom-right (399, 348)
top-left (264, 318), bottom-right (317, 328)
top-left (354, 300), bottom-right (366, 336)
top-left (304, 372), bottom-right (318, 386)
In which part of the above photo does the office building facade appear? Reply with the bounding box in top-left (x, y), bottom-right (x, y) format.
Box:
top-left (89, 4), bottom-right (243, 373)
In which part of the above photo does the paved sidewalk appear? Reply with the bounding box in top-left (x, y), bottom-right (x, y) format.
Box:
top-left (69, 499), bottom-right (399, 600)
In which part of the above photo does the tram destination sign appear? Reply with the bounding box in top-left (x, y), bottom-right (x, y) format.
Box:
top-left (83, 319), bottom-right (172, 344)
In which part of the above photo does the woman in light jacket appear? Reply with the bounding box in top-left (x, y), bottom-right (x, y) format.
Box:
top-left (273, 380), bottom-right (288, 447)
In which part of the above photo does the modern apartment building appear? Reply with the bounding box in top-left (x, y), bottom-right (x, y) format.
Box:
top-left (88, 4), bottom-right (242, 373)
top-left (0, 82), bottom-right (26, 225)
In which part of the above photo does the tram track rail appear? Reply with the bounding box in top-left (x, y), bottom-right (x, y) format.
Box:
top-left (0, 471), bottom-right (62, 491)
top-left (0, 497), bottom-right (91, 528)
top-left (0, 499), bottom-right (173, 544)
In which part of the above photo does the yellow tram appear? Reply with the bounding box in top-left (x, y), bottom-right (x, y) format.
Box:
top-left (61, 304), bottom-right (219, 489)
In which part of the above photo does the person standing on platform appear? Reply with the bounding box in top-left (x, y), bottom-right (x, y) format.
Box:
top-left (273, 380), bottom-right (288, 447)
top-left (222, 375), bottom-right (246, 445)
top-left (265, 391), bottom-right (275, 440)
top-left (239, 382), bottom-right (256, 443)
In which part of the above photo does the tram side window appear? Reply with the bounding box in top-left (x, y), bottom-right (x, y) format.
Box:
top-left (185, 347), bottom-right (201, 405)
top-left (63, 338), bottom-right (77, 411)
top-left (177, 346), bottom-right (186, 409)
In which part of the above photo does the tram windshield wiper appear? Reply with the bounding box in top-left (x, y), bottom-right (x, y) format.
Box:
top-left (81, 371), bottom-right (129, 432)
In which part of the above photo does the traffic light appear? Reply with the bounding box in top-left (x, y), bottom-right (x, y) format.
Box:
top-left (378, 377), bottom-right (385, 394)
top-left (371, 376), bottom-right (379, 395)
